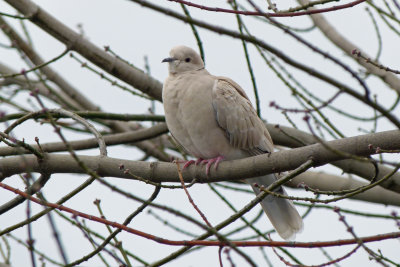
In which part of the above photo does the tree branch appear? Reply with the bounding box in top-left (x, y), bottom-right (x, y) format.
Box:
top-left (0, 122), bottom-right (168, 156)
top-left (297, 0), bottom-right (400, 93)
top-left (167, 0), bottom-right (366, 17)
top-left (288, 172), bottom-right (400, 206)
top-left (2, 180), bottom-right (399, 249)
top-left (0, 10), bottom-right (170, 162)
top-left (1, 121), bottom-right (399, 193)
top-left (268, 125), bottom-right (400, 193)
top-left (1, 130), bottom-right (399, 188)
top-left (3, 0), bottom-right (163, 101)
top-left (0, 62), bottom-right (80, 109)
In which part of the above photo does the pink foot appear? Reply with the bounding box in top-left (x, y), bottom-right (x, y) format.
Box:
top-left (175, 156), bottom-right (224, 175)
top-left (183, 160), bottom-right (195, 170)
top-left (199, 156), bottom-right (225, 175)
top-left (194, 158), bottom-right (203, 165)
top-left (175, 158), bottom-right (204, 170)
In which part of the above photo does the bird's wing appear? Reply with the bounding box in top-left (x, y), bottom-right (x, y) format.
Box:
top-left (212, 77), bottom-right (274, 155)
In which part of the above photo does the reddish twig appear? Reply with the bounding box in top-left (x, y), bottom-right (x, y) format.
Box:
top-left (224, 247), bottom-right (236, 267)
top-left (175, 161), bottom-right (213, 228)
top-left (168, 0), bottom-right (366, 17)
top-left (218, 246), bottom-right (224, 267)
top-left (247, 0), bottom-right (372, 101)
top-left (175, 163), bottom-right (256, 265)
top-left (1, 181), bottom-right (400, 248)
top-left (334, 207), bottom-right (388, 266)
top-left (24, 175), bottom-right (37, 267)
top-left (392, 211), bottom-right (400, 229)
top-left (270, 90), bottom-right (342, 113)
top-left (272, 241), bottom-right (361, 267)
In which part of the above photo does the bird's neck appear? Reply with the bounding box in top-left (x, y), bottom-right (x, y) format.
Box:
top-left (170, 67), bottom-right (207, 76)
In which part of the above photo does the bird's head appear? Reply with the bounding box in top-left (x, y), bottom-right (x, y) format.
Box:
top-left (162, 45), bottom-right (204, 74)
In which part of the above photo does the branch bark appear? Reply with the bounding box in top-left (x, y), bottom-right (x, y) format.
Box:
top-left (3, 0), bottom-right (163, 101)
top-left (268, 125), bottom-right (400, 192)
top-left (0, 123), bottom-right (168, 156)
top-left (297, 0), bottom-right (400, 93)
top-left (0, 15), bottom-right (98, 110)
top-left (1, 121), bottom-right (399, 193)
top-left (1, 130), bottom-right (399, 191)
top-left (288, 172), bottom-right (400, 206)
top-left (0, 7), bottom-right (169, 162)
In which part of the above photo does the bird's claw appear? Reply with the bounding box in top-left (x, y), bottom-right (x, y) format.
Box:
top-left (177, 158), bottom-right (205, 170)
top-left (176, 156), bottom-right (224, 175)
top-left (182, 160), bottom-right (195, 170)
top-left (200, 156), bottom-right (224, 175)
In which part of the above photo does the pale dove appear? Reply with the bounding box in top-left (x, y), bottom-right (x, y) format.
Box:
top-left (162, 45), bottom-right (303, 240)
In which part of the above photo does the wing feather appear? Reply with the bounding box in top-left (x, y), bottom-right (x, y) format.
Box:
top-left (212, 77), bottom-right (274, 154)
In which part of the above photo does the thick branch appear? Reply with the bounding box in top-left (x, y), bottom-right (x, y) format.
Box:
top-left (298, 0), bottom-right (400, 93)
top-left (3, 0), bottom-right (163, 101)
top-left (0, 15), bottom-right (98, 110)
top-left (0, 123), bottom-right (168, 156)
top-left (1, 122), bottom-right (399, 192)
top-left (288, 172), bottom-right (400, 206)
top-left (125, 0), bottom-right (400, 129)
top-left (0, 11), bottom-right (169, 162)
top-left (268, 125), bottom-right (400, 192)
top-left (1, 130), bottom-right (399, 188)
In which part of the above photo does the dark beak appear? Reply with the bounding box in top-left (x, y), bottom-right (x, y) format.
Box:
top-left (162, 57), bottom-right (176, 63)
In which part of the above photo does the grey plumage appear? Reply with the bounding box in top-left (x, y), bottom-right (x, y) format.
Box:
top-left (162, 45), bottom-right (303, 240)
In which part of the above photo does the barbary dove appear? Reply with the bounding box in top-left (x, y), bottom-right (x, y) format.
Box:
top-left (162, 45), bottom-right (303, 240)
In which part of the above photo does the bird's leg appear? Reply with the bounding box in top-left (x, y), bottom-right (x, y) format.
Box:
top-left (182, 160), bottom-right (195, 170)
top-left (175, 156), bottom-right (223, 174)
top-left (176, 158), bottom-right (204, 170)
top-left (200, 156), bottom-right (225, 175)
top-left (174, 159), bottom-right (194, 169)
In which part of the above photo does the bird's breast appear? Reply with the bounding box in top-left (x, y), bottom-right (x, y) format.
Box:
top-left (163, 74), bottom-right (235, 159)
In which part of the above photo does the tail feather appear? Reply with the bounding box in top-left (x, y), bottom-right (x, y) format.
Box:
top-left (246, 175), bottom-right (303, 240)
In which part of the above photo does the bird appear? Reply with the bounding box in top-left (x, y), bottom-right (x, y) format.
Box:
top-left (162, 45), bottom-right (303, 240)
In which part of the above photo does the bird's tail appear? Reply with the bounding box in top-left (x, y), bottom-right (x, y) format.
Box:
top-left (246, 174), bottom-right (303, 240)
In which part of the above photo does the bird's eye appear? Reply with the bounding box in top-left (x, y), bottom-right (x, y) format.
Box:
top-left (185, 57), bottom-right (191, 62)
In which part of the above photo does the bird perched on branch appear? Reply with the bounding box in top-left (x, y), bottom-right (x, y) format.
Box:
top-left (162, 45), bottom-right (303, 240)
